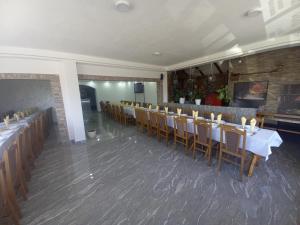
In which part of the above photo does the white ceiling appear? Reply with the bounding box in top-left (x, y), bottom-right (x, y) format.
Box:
top-left (0, 0), bottom-right (299, 66)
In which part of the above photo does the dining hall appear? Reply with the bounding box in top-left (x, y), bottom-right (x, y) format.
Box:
top-left (0, 0), bottom-right (299, 224)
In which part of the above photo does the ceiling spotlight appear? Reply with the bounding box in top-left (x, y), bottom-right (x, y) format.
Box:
top-left (244, 8), bottom-right (262, 17)
top-left (115, 0), bottom-right (131, 12)
top-left (153, 52), bottom-right (161, 56)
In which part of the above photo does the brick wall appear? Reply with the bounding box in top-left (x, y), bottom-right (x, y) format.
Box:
top-left (228, 46), bottom-right (300, 113)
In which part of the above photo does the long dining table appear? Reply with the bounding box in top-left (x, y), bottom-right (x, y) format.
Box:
top-left (0, 112), bottom-right (40, 160)
top-left (123, 106), bottom-right (283, 176)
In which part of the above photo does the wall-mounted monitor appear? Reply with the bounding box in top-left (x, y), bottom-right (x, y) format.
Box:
top-left (134, 82), bottom-right (144, 93)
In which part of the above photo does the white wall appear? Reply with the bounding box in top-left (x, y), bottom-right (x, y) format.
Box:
top-left (79, 80), bottom-right (157, 111)
top-left (77, 63), bottom-right (167, 103)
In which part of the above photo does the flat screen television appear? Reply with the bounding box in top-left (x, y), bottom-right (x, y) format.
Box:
top-left (134, 83), bottom-right (144, 93)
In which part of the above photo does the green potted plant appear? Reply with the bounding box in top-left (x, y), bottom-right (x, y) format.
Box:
top-left (217, 85), bottom-right (231, 106)
top-left (193, 91), bottom-right (203, 105)
top-left (174, 89), bottom-right (184, 103)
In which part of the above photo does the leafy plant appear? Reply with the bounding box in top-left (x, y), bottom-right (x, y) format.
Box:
top-left (174, 89), bottom-right (184, 102)
top-left (217, 85), bottom-right (231, 105)
top-left (193, 91), bottom-right (203, 100)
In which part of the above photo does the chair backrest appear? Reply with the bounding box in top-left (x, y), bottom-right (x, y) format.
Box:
top-left (135, 108), bottom-right (142, 124)
top-left (149, 111), bottom-right (158, 127)
top-left (120, 105), bottom-right (125, 115)
top-left (194, 119), bottom-right (212, 145)
top-left (158, 113), bottom-right (168, 131)
top-left (140, 109), bottom-right (148, 125)
top-left (174, 116), bottom-right (188, 137)
top-left (220, 125), bottom-right (246, 155)
top-left (3, 142), bottom-right (19, 191)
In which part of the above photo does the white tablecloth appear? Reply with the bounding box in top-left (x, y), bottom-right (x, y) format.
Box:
top-left (0, 112), bottom-right (40, 160)
top-left (123, 106), bottom-right (136, 118)
top-left (123, 106), bottom-right (283, 160)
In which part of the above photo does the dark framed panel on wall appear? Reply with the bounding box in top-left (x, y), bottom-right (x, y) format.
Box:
top-left (278, 84), bottom-right (300, 115)
top-left (233, 81), bottom-right (268, 108)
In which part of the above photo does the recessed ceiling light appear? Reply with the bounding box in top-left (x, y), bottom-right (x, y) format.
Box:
top-left (115, 0), bottom-right (131, 12)
top-left (153, 52), bottom-right (161, 56)
top-left (244, 8), bottom-right (262, 17)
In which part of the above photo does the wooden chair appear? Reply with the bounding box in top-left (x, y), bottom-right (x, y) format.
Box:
top-left (217, 124), bottom-right (247, 180)
top-left (113, 105), bottom-right (118, 121)
top-left (135, 108), bottom-right (142, 131)
top-left (157, 113), bottom-right (172, 145)
top-left (193, 119), bottom-right (213, 165)
top-left (174, 116), bottom-right (191, 151)
top-left (19, 128), bottom-right (33, 181)
top-left (116, 106), bottom-right (123, 123)
top-left (32, 118), bottom-right (42, 158)
top-left (0, 160), bottom-right (21, 225)
top-left (140, 110), bottom-right (149, 132)
top-left (148, 111), bottom-right (159, 137)
top-left (39, 114), bottom-right (45, 148)
top-left (3, 141), bottom-right (28, 203)
top-left (120, 106), bottom-right (134, 125)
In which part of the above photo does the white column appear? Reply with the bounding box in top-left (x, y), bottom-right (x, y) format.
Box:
top-left (162, 72), bottom-right (168, 103)
top-left (59, 60), bottom-right (86, 142)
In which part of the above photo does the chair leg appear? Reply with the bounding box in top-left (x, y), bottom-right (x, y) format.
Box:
top-left (7, 198), bottom-right (21, 225)
top-left (185, 139), bottom-right (188, 154)
top-left (248, 154), bottom-right (259, 177)
top-left (207, 147), bottom-right (212, 166)
top-left (240, 157), bottom-right (244, 181)
top-left (217, 151), bottom-right (223, 175)
top-left (193, 142), bottom-right (196, 159)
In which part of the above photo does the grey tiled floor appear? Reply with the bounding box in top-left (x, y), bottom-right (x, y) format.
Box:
top-left (20, 112), bottom-right (300, 225)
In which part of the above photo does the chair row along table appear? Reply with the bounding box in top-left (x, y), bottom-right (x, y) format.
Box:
top-left (0, 108), bottom-right (52, 225)
top-left (123, 106), bottom-right (283, 176)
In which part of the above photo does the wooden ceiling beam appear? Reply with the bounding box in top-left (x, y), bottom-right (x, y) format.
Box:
top-left (214, 62), bottom-right (223, 74)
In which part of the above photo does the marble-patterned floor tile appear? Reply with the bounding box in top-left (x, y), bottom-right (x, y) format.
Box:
top-left (20, 112), bottom-right (300, 225)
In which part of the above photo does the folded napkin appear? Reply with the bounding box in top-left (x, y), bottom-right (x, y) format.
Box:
top-left (217, 114), bottom-right (222, 124)
top-left (148, 104), bottom-right (152, 110)
top-left (156, 106), bottom-right (159, 111)
top-left (241, 116), bottom-right (247, 129)
top-left (250, 118), bottom-right (257, 133)
top-left (20, 112), bottom-right (25, 118)
top-left (210, 113), bottom-right (215, 122)
top-left (192, 110), bottom-right (198, 119)
top-left (4, 116), bottom-right (10, 127)
top-left (136, 103), bottom-right (139, 108)
top-left (177, 108), bottom-right (182, 116)
top-left (164, 107), bottom-right (168, 113)
top-left (126, 103), bottom-right (129, 106)
top-left (131, 103), bottom-right (134, 107)
top-left (14, 113), bottom-right (20, 121)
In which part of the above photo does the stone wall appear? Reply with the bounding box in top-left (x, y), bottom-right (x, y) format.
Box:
top-left (0, 74), bottom-right (69, 142)
top-left (229, 46), bottom-right (300, 113)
